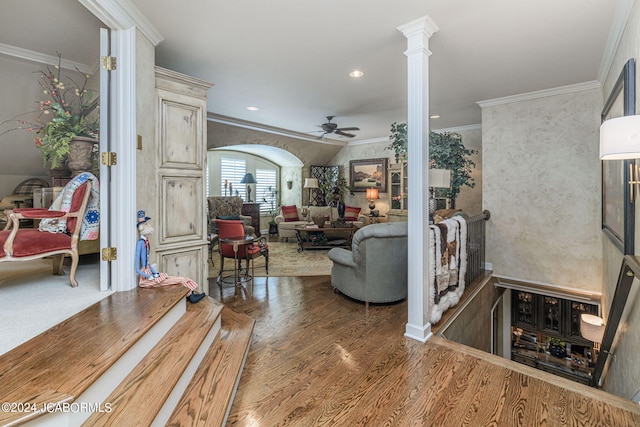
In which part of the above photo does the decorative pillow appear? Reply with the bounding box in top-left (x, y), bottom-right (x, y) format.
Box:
top-left (281, 205), bottom-right (300, 222)
top-left (217, 214), bottom-right (240, 220)
top-left (344, 206), bottom-right (361, 221)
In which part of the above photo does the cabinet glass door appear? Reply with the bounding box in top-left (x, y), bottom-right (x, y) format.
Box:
top-left (513, 291), bottom-right (536, 329)
top-left (569, 301), bottom-right (598, 339)
top-left (542, 296), bottom-right (562, 335)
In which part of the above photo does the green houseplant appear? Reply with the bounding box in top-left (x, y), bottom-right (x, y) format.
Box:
top-left (261, 185), bottom-right (280, 234)
top-left (386, 123), bottom-right (477, 208)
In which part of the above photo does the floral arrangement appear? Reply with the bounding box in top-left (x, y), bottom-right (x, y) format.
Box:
top-left (0, 53), bottom-right (99, 169)
top-left (391, 192), bottom-right (406, 209)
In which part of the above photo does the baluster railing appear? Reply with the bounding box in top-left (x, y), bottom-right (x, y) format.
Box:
top-left (458, 210), bottom-right (490, 285)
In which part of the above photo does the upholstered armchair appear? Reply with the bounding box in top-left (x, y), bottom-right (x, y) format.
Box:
top-left (0, 173), bottom-right (98, 287)
top-left (215, 219), bottom-right (268, 284)
top-left (207, 196), bottom-right (255, 236)
top-left (328, 222), bottom-right (408, 308)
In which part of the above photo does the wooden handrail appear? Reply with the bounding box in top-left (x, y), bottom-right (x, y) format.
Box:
top-left (591, 255), bottom-right (640, 387)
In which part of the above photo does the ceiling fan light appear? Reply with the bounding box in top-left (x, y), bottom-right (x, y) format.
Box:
top-left (349, 70), bottom-right (364, 78)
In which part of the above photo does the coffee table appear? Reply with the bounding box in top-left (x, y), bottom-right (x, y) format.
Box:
top-left (295, 226), bottom-right (355, 252)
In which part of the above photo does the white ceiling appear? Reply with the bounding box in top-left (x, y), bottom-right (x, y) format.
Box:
top-left (128, 0), bottom-right (621, 142)
top-left (0, 0), bottom-right (623, 152)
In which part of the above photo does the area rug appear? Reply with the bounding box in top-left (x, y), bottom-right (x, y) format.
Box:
top-left (208, 241), bottom-right (333, 278)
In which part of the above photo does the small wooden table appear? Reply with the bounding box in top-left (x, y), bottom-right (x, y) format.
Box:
top-left (218, 235), bottom-right (254, 286)
top-left (295, 226), bottom-right (355, 252)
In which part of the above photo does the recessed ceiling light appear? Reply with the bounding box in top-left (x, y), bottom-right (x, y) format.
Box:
top-left (349, 70), bottom-right (364, 78)
top-left (430, 115), bottom-right (440, 119)
top-left (246, 106), bottom-right (259, 111)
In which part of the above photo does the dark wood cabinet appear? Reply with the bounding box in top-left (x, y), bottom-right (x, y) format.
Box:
top-left (241, 202), bottom-right (261, 237)
top-left (511, 291), bottom-right (599, 385)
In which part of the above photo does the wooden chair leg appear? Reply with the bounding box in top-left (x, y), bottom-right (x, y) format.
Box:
top-left (264, 250), bottom-right (269, 275)
top-left (217, 254), bottom-right (225, 284)
top-left (69, 253), bottom-right (79, 287)
top-left (52, 254), bottom-right (65, 276)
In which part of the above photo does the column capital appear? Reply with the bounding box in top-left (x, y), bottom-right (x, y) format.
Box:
top-left (397, 15), bottom-right (439, 39)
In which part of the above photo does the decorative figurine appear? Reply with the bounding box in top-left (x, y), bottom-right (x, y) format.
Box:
top-left (135, 210), bottom-right (206, 303)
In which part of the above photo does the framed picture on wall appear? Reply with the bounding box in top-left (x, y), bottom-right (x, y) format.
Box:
top-left (349, 158), bottom-right (388, 192)
top-left (601, 58), bottom-right (636, 254)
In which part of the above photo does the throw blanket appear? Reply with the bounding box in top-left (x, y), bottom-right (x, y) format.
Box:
top-left (428, 215), bottom-right (467, 324)
top-left (39, 172), bottom-right (100, 240)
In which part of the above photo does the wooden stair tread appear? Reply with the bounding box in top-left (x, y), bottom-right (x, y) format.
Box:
top-left (167, 306), bottom-right (255, 427)
top-left (85, 297), bottom-right (224, 426)
top-left (0, 285), bottom-right (189, 427)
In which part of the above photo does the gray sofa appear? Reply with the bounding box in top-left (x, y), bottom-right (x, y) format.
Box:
top-left (328, 221), bottom-right (408, 307)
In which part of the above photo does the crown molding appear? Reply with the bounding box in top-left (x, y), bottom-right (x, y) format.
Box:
top-left (0, 43), bottom-right (94, 74)
top-left (80, 0), bottom-right (164, 46)
top-left (597, 0), bottom-right (636, 83)
top-left (207, 113), bottom-right (348, 146)
top-left (433, 123), bottom-right (482, 133)
top-left (346, 136), bottom-right (390, 146)
top-left (477, 81), bottom-right (602, 108)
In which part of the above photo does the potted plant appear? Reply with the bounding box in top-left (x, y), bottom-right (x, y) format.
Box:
top-left (386, 122), bottom-right (407, 162)
top-left (0, 53), bottom-right (99, 176)
top-left (261, 185), bottom-right (280, 235)
top-left (385, 123), bottom-right (477, 208)
top-left (317, 168), bottom-right (352, 207)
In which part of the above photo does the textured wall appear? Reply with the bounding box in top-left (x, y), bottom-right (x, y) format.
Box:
top-left (482, 88), bottom-right (603, 292)
top-left (599, 0), bottom-right (640, 400)
top-left (449, 126), bottom-right (483, 216)
top-left (330, 127), bottom-right (483, 217)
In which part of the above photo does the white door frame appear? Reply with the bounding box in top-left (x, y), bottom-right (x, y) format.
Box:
top-left (80, 0), bottom-right (159, 291)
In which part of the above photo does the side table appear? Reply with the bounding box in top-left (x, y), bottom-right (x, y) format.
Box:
top-left (241, 202), bottom-right (261, 237)
top-left (368, 215), bottom-right (386, 224)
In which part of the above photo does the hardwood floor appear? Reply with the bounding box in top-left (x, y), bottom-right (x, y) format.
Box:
top-left (217, 275), bottom-right (640, 426)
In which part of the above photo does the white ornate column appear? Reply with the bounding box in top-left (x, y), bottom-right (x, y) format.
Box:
top-left (398, 16), bottom-right (439, 342)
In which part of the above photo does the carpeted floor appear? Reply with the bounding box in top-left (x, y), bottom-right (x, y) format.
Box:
top-left (209, 241), bottom-right (333, 278)
top-left (0, 257), bottom-right (109, 355)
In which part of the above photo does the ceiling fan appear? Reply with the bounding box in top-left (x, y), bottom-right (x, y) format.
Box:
top-left (315, 116), bottom-right (360, 138)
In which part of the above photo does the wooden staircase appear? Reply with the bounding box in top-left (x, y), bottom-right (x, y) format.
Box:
top-left (0, 285), bottom-right (254, 427)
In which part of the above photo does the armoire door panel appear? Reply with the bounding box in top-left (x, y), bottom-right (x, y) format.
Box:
top-left (159, 175), bottom-right (203, 244)
top-left (158, 97), bottom-right (203, 169)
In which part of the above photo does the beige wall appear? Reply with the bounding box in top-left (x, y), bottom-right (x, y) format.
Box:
top-left (600, 0), bottom-right (640, 400)
top-left (329, 127), bottom-right (483, 217)
top-left (0, 56), bottom-right (100, 196)
top-left (482, 87), bottom-right (603, 292)
top-left (207, 121), bottom-right (343, 207)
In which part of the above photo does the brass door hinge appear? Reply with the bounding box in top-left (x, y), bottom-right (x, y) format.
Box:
top-left (101, 152), bottom-right (117, 166)
top-left (101, 56), bottom-right (117, 71)
top-left (102, 247), bottom-right (117, 262)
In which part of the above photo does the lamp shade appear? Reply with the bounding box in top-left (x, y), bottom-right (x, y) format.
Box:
top-left (304, 178), bottom-right (319, 189)
top-left (240, 173), bottom-right (257, 184)
top-left (580, 313), bottom-right (605, 344)
top-left (600, 115), bottom-right (640, 160)
top-left (365, 187), bottom-right (379, 200)
top-left (429, 169), bottom-right (451, 188)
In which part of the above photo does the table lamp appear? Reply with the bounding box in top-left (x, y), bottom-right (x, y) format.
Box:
top-left (365, 187), bottom-right (379, 214)
top-left (240, 173), bottom-right (257, 202)
top-left (428, 169), bottom-right (451, 223)
top-left (304, 178), bottom-right (319, 206)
